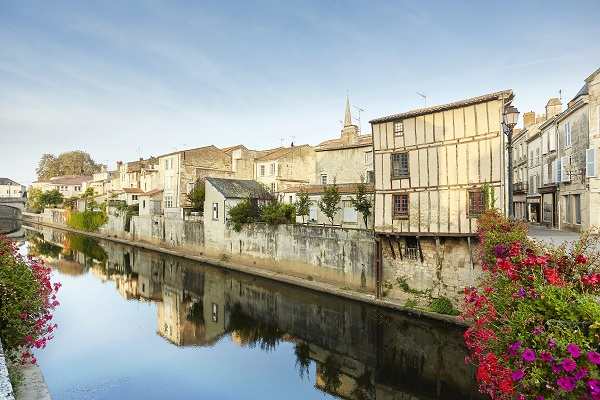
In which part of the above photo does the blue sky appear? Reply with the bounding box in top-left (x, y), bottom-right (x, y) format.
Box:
top-left (1, 0), bottom-right (599, 184)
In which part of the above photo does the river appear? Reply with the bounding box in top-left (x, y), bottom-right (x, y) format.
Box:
top-left (7, 222), bottom-right (480, 400)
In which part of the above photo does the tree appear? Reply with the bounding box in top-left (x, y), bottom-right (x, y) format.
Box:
top-left (35, 151), bottom-right (101, 180)
top-left (39, 189), bottom-right (64, 208)
top-left (186, 181), bottom-right (205, 212)
top-left (318, 184), bottom-right (341, 225)
top-left (295, 191), bottom-right (310, 223)
top-left (350, 182), bottom-right (372, 229)
top-left (26, 188), bottom-right (44, 213)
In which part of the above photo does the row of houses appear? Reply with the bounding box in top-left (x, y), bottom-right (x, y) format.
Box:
top-left (29, 66), bottom-right (600, 238)
top-left (512, 68), bottom-right (600, 232)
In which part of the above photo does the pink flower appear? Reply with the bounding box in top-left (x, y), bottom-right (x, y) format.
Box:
top-left (511, 369), bottom-right (525, 382)
top-left (508, 341), bottom-right (522, 356)
top-left (589, 379), bottom-right (600, 394)
top-left (540, 351), bottom-right (553, 363)
top-left (574, 368), bottom-right (588, 380)
top-left (557, 376), bottom-right (576, 392)
top-left (588, 351), bottom-right (600, 365)
top-left (567, 343), bottom-right (581, 358)
top-left (522, 348), bottom-right (536, 363)
top-left (561, 358), bottom-right (577, 372)
top-left (548, 339), bottom-right (557, 348)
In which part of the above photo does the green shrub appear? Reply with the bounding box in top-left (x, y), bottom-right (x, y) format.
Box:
top-left (429, 296), bottom-right (459, 315)
top-left (0, 236), bottom-right (60, 366)
top-left (66, 210), bottom-right (107, 232)
top-left (228, 199), bottom-right (260, 232)
top-left (260, 201), bottom-right (295, 225)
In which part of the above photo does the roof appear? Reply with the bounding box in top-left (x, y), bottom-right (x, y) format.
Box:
top-left (571, 84), bottom-right (588, 102)
top-left (0, 178), bottom-right (21, 186)
top-left (255, 145), bottom-right (312, 161)
top-left (281, 182), bottom-right (374, 194)
top-left (206, 177), bottom-right (271, 199)
top-left (316, 134), bottom-right (372, 151)
top-left (369, 90), bottom-right (513, 124)
top-left (122, 187), bottom-right (144, 194)
top-left (546, 97), bottom-right (562, 106)
top-left (158, 145), bottom-right (226, 159)
top-left (47, 175), bottom-right (92, 185)
top-left (126, 158), bottom-right (157, 173)
top-left (221, 144), bottom-right (248, 154)
top-left (585, 67), bottom-right (600, 83)
top-left (140, 189), bottom-right (163, 196)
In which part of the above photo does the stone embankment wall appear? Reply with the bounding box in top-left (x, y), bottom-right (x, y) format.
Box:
top-left (381, 236), bottom-right (481, 304)
top-left (220, 223), bottom-right (376, 290)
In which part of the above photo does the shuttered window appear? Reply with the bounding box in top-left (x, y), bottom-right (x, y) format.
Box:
top-left (468, 190), bottom-right (486, 217)
top-left (586, 148), bottom-right (597, 178)
top-left (342, 200), bottom-right (357, 223)
top-left (564, 122), bottom-right (572, 147)
top-left (392, 194), bottom-right (409, 219)
top-left (560, 156), bottom-right (570, 182)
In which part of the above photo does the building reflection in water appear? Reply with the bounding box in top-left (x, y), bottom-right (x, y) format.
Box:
top-left (24, 225), bottom-right (481, 400)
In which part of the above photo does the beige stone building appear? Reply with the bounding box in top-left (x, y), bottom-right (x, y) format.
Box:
top-left (281, 98), bottom-right (374, 228)
top-left (31, 175), bottom-right (92, 198)
top-left (254, 145), bottom-right (316, 194)
top-left (0, 178), bottom-right (25, 198)
top-left (554, 68), bottom-right (600, 231)
top-left (370, 90), bottom-right (513, 236)
top-left (538, 99), bottom-right (562, 227)
top-left (525, 120), bottom-right (543, 223)
top-left (511, 128), bottom-right (528, 220)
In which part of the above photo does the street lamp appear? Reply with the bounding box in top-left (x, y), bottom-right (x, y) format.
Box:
top-left (503, 105), bottom-right (520, 220)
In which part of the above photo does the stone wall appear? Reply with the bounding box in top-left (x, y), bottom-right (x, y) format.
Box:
top-left (128, 215), bottom-right (204, 251)
top-left (223, 223), bottom-right (375, 290)
top-left (381, 236), bottom-right (481, 304)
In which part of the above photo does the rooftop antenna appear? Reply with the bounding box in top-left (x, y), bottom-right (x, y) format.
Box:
top-left (353, 105), bottom-right (366, 133)
top-left (416, 92), bottom-right (427, 107)
top-left (559, 89), bottom-right (562, 101)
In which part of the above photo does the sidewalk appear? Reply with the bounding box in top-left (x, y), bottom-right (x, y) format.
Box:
top-left (528, 224), bottom-right (582, 247)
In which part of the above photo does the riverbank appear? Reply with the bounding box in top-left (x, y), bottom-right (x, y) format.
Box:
top-left (21, 218), bottom-right (465, 326)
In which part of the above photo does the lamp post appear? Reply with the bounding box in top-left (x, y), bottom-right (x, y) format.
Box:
top-left (503, 105), bottom-right (520, 219)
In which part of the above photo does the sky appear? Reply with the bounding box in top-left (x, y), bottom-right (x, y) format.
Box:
top-left (1, 0), bottom-right (600, 185)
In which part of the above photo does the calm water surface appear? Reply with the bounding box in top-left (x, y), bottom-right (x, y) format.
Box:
top-left (11, 222), bottom-right (480, 400)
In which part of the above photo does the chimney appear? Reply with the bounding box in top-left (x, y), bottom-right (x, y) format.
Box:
top-left (523, 111), bottom-right (536, 128)
top-left (545, 98), bottom-right (562, 119)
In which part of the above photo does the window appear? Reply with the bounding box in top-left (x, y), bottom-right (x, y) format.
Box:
top-left (270, 182), bottom-right (276, 192)
top-left (270, 163), bottom-right (276, 175)
top-left (142, 200), bottom-right (146, 208)
top-left (554, 159), bottom-right (562, 183)
top-left (468, 190), bottom-right (485, 217)
top-left (564, 122), bottom-right (572, 147)
top-left (260, 165), bottom-right (265, 177)
top-left (289, 196), bottom-right (293, 204)
top-left (392, 194), bottom-right (409, 219)
top-left (75, 186), bottom-right (80, 191)
top-left (165, 195), bottom-right (174, 208)
top-left (320, 174), bottom-right (327, 185)
top-left (391, 153), bottom-right (409, 178)
top-left (342, 200), bottom-right (357, 223)
top-left (364, 151), bottom-right (372, 164)
top-left (586, 148), bottom-right (597, 178)
top-left (212, 202), bottom-right (219, 220)
top-left (367, 171), bottom-right (375, 183)
top-left (564, 195), bottom-right (572, 223)
top-left (560, 156), bottom-right (570, 182)
top-left (309, 205), bottom-right (317, 222)
top-left (132, 195), bottom-right (138, 201)
top-left (393, 121), bottom-right (404, 135)
top-left (211, 303), bottom-right (218, 322)
top-left (530, 151), bottom-right (534, 167)
top-left (574, 194), bottom-right (581, 225)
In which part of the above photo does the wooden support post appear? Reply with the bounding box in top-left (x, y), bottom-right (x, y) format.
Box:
top-left (387, 236), bottom-right (396, 259)
top-left (417, 236), bottom-right (424, 263)
top-left (467, 236), bottom-right (474, 270)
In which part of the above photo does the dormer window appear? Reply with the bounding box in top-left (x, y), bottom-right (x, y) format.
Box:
top-left (394, 121), bottom-right (404, 135)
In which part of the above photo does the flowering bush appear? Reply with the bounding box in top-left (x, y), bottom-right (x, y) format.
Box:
top-left (463, 210), bottom-right (600, 399)
top-left (0, 235), bottom-right (60, 365)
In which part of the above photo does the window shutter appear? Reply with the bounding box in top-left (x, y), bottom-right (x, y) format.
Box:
top-left (552, 160), bottom-right (557, 183)
top-left (561, 156), bottom-right (570, 182)
top-left (586, 148), bottom-right (597, 178)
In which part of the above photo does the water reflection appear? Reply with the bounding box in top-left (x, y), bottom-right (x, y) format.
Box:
top-left (24, 225), bottom-right (481, 400)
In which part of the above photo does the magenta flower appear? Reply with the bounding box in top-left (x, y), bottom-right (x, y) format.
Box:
top-left (589, 379), bottom-right (600, 394)
top-left (587, 351), bottom-right (600, 365)
top-left (561, 358), bottom-right (577, 372)
top-left (567, 343), bottom-right (581, 358)
top-left (511, 369), bottom-right (524, 382)
top-left (517, 395), bottom-right (525, 400)
top-left (540, 351), bottom-right (553, 363)
top-left (548, 338), bottom-right (557, 348)
top-left (522, 348), bottom-right (536, 363)
top-left (535, 397), bottom-right (544, 400)
top-left (574, 368), bottom-right (588, 380)
top-left (551, 363), bottom-right (562, 374)
top-left (532, 325), bottom-right (544, 335)
top-left (517, 287), bottom-right (526, 298)
top-left (557, 376), bottom-right (576, 392)
top-left (508, 341), bottom-right (522, 356)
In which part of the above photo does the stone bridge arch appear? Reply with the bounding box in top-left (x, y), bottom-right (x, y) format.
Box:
top-left (0, 197), bottom-right (25, 219)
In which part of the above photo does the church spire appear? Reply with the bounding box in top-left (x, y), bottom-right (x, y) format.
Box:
top-left (344, 95), bottom-right (352, 127)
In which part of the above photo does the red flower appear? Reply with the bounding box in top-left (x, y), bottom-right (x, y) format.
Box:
top-left (575, 254), bottom-right (588, 264)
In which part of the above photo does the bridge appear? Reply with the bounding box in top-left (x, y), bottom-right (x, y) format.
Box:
top-left (0, 197), bottom-right (26, 219)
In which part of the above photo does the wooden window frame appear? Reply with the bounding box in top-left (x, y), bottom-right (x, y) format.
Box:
top-left (467, 189), bottom-right (486, 218)
top-left (392, 194), bottom-right (409, 219)
top-left (391, 152), bottom-right (409, 179)
top-left (393, 121), bottom-right (404, 136)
